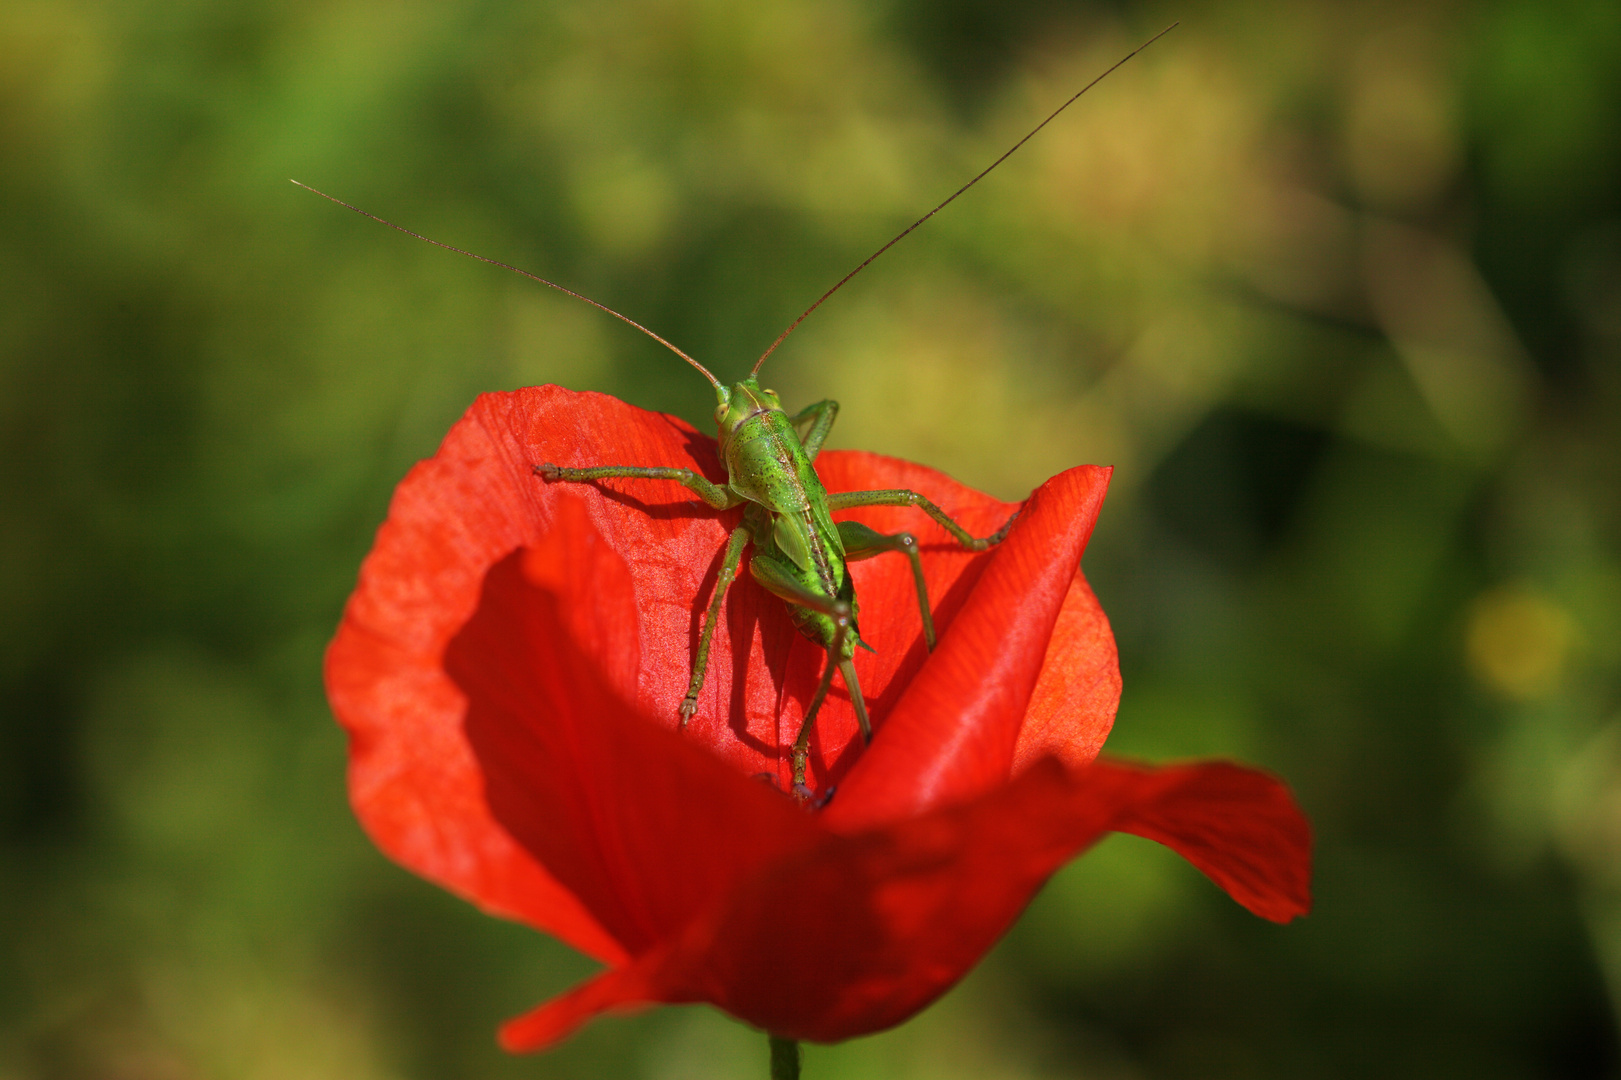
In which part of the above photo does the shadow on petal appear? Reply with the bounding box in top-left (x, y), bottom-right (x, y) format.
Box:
top-left (447, 497), bottom-right (821, 956)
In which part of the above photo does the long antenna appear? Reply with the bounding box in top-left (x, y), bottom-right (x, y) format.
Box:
top-left (750, 22), bottom-right (1178, 377)
top-left (290, 180), bottom-right (724, 391)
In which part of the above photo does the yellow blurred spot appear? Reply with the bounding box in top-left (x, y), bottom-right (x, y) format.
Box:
top-left (569, 153), bottom-right (675, 255)
top-left (1467, 586), bottom-right (1577, 700)
top-left (1343, 26), bottom-right (1461, 212)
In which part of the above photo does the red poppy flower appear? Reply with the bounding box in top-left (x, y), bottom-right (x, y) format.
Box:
top-left (326, 385), bottom-right (1310, 1051)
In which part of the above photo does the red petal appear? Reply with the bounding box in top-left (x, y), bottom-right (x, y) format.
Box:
top-left (1013, 567), bottom-right (1121, 772)
top-left (1108, 758), bottom-right (1314, 924)
top-left (447, 497), bottom-right (822, 953)
top-left (326, 391), bottom-right (643, 962)
top-left (498, 756), bottom-right (1312, 1050)
top-left (499, 955), bottom-right (662, 1052)
top-left (329, 387), bottom-right (813, 955)
top-left (823, 466), bottom-right (1111, 830)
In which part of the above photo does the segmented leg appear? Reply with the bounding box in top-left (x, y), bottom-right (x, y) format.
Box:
top-left (830, 491), bottom-right (1018, 651)
top-left (837, 520), bottom-right (935, 650)
top-left (835, 657), bottom-right (868, 749)
top-left (535, 462), bottom-right (742, 510)
top-left (826, 488), bottom-right (1018, 550)
top-left (786, 399), bottom-right (839, 460)
top-left (749, 551), bottom-right (872, 794)
top-left (791, 647), bottom-right (840, 797)
top-left (680, 525), bottom-right (751, 725)
top-left (791, 634), bottom-right (867, 802)
top-left (537, 461), bottom-right (746, 721)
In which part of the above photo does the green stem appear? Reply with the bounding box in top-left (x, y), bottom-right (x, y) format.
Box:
top-left (768, 1034), bottom-right (800, 1079)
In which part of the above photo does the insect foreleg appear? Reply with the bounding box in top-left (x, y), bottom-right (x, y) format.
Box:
top-left (681, 524), bottom-right (752, 725)
top-left (535, 463), bottom-right (742, 510)
top-left (837, 520), bottom-right (935, 650)
top-left (827, 489), bottom-right (1018, 551)
top-left (786, 399), bottom-right (839, 460)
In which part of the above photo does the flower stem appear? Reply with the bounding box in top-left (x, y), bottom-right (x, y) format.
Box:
top-left (768, 1034), bottom-right (801, 1079)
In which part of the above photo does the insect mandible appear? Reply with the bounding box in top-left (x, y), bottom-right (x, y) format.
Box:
top-left (296, 26), bottom-right (1174, 796)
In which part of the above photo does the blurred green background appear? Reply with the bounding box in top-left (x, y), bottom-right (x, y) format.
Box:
top-left (4, 0), bottom-right (1619, 1076)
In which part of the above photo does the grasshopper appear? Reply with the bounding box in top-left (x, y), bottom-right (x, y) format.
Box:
top-left (538, 362), bottom-right (1015, 793)
top-left (297, 26), bottom-right (1173, 793)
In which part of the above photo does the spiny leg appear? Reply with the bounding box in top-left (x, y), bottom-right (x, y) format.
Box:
top-left (791, 649), bottom-right (839, 795)
top-left (786, 399), bottom-right (839, 460)
top-left (750, 553), bottom-right (872, 792)
top-left (831, 492), bottom-right (1018, 652)
top-left (681, 524), bottom-right (751, 725)
top-left (837, 657), bottom-right (869, 742)
top-left (837, 520), bottom-right (935, 650)
top-left (827, 488), bottom-right (1018, 550)
top-left (791, 620), bottom-right (863, 800)
top-left (748, 551), bottom-right (860, 653)
top-left (535, 462), bottom-right (742, 510)
top-left (536, 462), bottom-right (746, 721)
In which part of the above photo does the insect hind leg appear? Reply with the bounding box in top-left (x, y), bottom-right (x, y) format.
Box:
top-left (752, 552), bottom-right (871, 800)
top-left (790, 627), bottom-right (868, 805)
top-left (791, 649), bottom-right (839, 798)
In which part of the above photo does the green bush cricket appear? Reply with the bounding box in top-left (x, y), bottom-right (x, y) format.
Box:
top-left (297, 25), bottom-right (1173, 796)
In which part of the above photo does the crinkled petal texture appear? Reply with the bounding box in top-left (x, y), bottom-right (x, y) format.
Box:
top-left (326, 386), bottom-right (1312, 1050)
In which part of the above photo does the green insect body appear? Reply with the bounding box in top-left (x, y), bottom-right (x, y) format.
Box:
top-left (538, 373), bottom-right (1015, 793)
top-left (298, 27), bottom-right (1172, 795)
